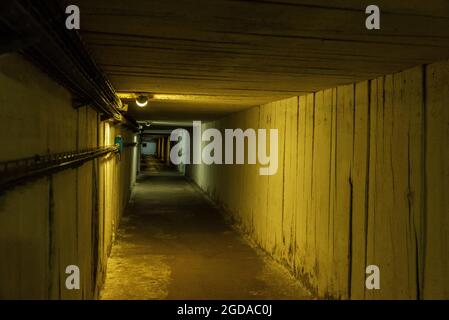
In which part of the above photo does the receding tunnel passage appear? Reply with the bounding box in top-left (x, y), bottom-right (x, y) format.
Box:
top-left (1, 0), bottom-right (449, 303)
top-left (101, 157), bottom-right (309, 300)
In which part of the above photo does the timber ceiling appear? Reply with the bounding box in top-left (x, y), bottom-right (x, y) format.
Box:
top-left (71, 0), bottom-right (449, 121)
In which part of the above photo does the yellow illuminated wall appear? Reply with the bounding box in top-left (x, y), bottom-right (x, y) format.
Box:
top-left (0, 53), bottom-right (136, 299)
top-left (189, 59), bottom-right (449, 300)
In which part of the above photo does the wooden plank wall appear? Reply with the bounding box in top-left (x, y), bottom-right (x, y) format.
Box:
top-left (189, 59), bottom-right (449, 299)
top-left (0, 54), bottom-right (136, 299)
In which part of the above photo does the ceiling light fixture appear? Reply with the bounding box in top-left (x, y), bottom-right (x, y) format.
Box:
top-left (136, 95), bottom-right (149, 107)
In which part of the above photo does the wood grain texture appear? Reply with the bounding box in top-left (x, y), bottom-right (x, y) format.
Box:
top-left (64, 0), bottom-right (449, 120)
top-left (189, 59), bottom-right (449, 299)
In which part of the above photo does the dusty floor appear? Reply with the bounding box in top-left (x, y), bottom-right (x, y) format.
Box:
top-left (101, 157), bottom-right (311, 300)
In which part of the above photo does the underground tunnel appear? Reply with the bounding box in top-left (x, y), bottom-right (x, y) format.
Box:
top-left (0, 0), bottom-right (448, 303)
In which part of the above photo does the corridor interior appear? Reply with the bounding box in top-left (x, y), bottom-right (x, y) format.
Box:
top-left (1, 0), bottom-right (449, 300)
top-left (101, 156), bottom-right (309, 300)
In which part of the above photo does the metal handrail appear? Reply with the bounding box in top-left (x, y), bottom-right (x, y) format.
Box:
top-left (0, 146), bottom-right (119, 192)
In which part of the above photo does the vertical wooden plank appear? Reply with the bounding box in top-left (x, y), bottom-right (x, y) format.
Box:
top-left (402, 66), bottom-right (424, 298)
top-left (282, 97), bottom-right (299, 267)
top-left (257, 103), bottom-right (270, 250)
top-left (266, 100), bottom-right (283, 256)
top-left (370, 74), bottom-right (398, 299)
top-left (313, 89), bottom-right (333, 297)
top-left (294, 95), bottom-right (307, 279)
top-left (391, 71), bottom-right (415, 298)
top-left (327, 87), bottom-right (337, 297)
top-left (304, 92), bottom-right (318, 294)
top-left (351, 80), bottom-right (370, 299)
top-left (333, 84), bottom-right (354, 298)
top-left (233, 113), bottom-right (244, 217)
top-left (366, 76), bottom-right (382, 300)
top-left (424, 60), bottom-right (449, 299)
top-left (245, 107), bottom-right (260, 238)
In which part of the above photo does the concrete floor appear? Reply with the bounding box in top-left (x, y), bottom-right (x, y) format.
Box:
top-left (101, 157), bottom-right (311, 300)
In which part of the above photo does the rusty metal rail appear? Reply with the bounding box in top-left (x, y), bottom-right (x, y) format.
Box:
top-left (0, 146), bottom-right (118, 192)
